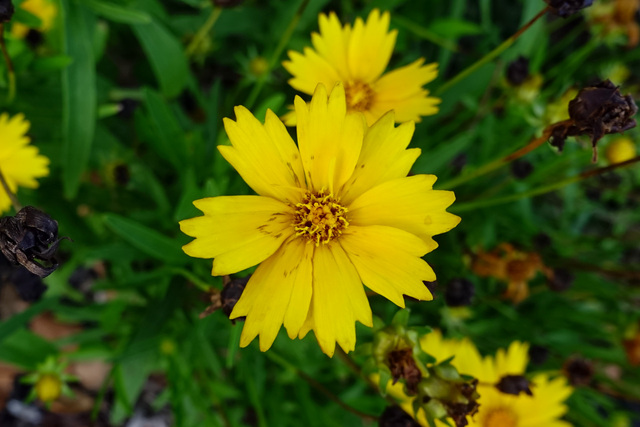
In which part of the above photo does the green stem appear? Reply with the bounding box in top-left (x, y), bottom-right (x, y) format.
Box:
top-left (186, 7), bottom-right (223, 57)
top-left (451, 155), bottom-right (640, 212)
top-left (245, 0), bottom-right (310, 108)
top-left (169, 267), bottom-right (212, 292)
top-left (0, 23), bottom-right (16, 103)
top-left (435, 6), bottom-right (549, 96)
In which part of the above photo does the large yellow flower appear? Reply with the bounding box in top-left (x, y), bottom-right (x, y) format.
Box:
top-left (11, 0), bottom-right (57, 39)
top-left (180, 84), bottom-right (459, 356)
top-left (283, 10), bottom-right (440, 126)
top-left (385, 330), bottom-right (573, 427)
top-left (0, 113), bottom-right (50, 214)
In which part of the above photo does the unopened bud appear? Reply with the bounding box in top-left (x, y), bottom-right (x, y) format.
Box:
top-left (506, 56), bottom-right (529, 86)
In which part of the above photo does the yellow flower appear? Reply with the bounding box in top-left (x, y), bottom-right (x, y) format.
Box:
top-left (180, 84), bottom-right (459, 356)
top-left (35, 374), bottom-right (62, 403)
top-left (0, 113), bottom-right (50, 214)
top-left (11, 0), bottom-right (57, 38)
top-left (282, 10), bottom-right (440, 126)
top-left (385, 330), bottom-right (573, 427)
top-left (605, 136), bottom-right (636, 164)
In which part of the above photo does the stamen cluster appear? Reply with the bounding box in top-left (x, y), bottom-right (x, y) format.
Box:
top-left (293, 190), bottom-right (349, 245)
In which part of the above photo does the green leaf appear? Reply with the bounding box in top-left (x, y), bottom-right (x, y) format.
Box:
top-left (102, 214), bottom-right (186, 264)
top-left (132, 19), bottom-right (188, 97)
top-left (61, 0), bottom-right (97, 198)
top-left (13, 7), bottom-right (42, 28)
top-left (0, 299), bottom-right (57, 345)
top-left (142, 87), bottom-right (188, 169)
top-left (82, 0), bottom-right (152, 24)
top-left (0, 330), bottom-right (58, 369)
top-left (429, 18), bottom-right (483, 38)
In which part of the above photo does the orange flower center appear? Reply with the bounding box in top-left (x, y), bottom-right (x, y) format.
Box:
top-left (293, 191), bottom-right (348, 245)
top-left (345, 81), bottom-right (374, 112)
top-left (483, 407), bottom-right (518, 427)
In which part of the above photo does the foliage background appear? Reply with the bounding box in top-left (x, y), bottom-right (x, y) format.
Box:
top-left (1, 0), bottom-right (640, 426)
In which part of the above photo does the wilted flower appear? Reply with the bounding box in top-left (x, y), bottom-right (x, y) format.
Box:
top-left (495, 374), bottom-right (533, 396)
top-left (0, 253), bottom-right (47, 301)
top-left (180, 84), bottom-right (459, 356)
top-left (623, 328), bottom-right (640, 366)
top-left (563, 357), bottom-right (594, 386)
top-left (549, 80), bottom-right (637, 161)
top-left (506, 56), bottom-right (530, 86)
top-left (0, 0), bottom-right (14, 23)
top-left (199, 275), bottom-right (249, 322)
top-left (10, 0), bottom-right (56, 38)
top-left (283, 10), bottom-right (440, 126)
top-left (546, 0), bottom-right (595, 17)
top-left (0, 113), bottom-right (49, 214)
top-left (0, 206), bottom-right (63, 277)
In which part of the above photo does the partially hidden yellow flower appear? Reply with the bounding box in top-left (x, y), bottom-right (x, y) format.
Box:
top-left (35, 374), bottom-right (62, 403)
top-left (180, 84), bottom-right (460, 356)
top-left (384, 330), bottom-right (573, 427)
top-left (0, 113), bottom-right (50, 214)
top-left (282, 10), bottom-right (440, 126)
top-left (605, 136), bottom-right (636, 164)
top-left (11, 0), bottom-right (57, 38)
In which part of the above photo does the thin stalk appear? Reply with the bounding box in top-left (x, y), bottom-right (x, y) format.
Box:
top-left (451, 155), bottom-right (640, 213)
top-left (245, 0), bottom-right (310, 108)
top-left (0, 23), bottom-right (16, 103)
top-left (265, 351), bottom-right (378, 421)
top-left (0, 168), bottom-right (21, 212)
top-left (185, 7), bottom-right (223, 57)
top-left (435, 6), bottom-right (549, 96)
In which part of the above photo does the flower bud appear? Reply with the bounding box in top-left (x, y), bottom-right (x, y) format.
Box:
top-left (506, 56), bottom-right (529, 86)
top-left (545, 0), bottom-right (594, 18)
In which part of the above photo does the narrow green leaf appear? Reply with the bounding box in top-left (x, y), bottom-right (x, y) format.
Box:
top-left (132, 20), bottom-right (188, 97)
top-left (61, 0), bottom-right (97, 198)
top-left (142, 87), bottom-right (187, 169)
top-left (13, 8), bottom-right (42, 28)
top-left (103, 214), bottom-right (186, 264)
top-left (82, 0), bottom-right (151, 24)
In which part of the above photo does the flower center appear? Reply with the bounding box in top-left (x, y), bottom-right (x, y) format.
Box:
top-left (293, 190), bottom-right (349, 245)
top-left (483, 407), bottom-right (518, 427)
top-left (345, 81), bottom-right (374, 111)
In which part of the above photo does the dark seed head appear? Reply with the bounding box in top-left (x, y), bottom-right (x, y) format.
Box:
top-left (529, 345), bottom-right (550, 365)
top-left (387, 347), bottom-right (422, 395)
top-left (564, 357), bottom-right (594, 386)
top-left (496, 375), bottom-right (533, 396)
top-left (547, 268), bottom-right (574, 292)
top-left (221, 276), bottom-right (249, 319)
top-left (379, 406), bottom-right (420, 427)
top-left (0, 0), bottom-right (14, 23)
top-left (545, 0), bottom-right (594, 18)
top-left (444, 278), bottom-right (475, 307)
top-left (506, 56), bottom-right (530, 86)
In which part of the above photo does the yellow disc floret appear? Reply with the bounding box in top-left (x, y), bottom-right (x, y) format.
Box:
top-left (293, 190), bottom-right (349, 245)
top-left (483, 407), bottom-right (518, 427)
top-left (345, 81), bottom-right (375, 112)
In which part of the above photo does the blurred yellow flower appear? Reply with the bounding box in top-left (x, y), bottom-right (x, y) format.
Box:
top-left (35, 374), bottom-right (62, 403)
top-left (283, 10), bottom-right (440, 126)
top-left (180, 84), bottom-right (459, 356)
top-left (605, 136), bottom-right (636, 164)
top-left (384, 330), bottom-right (573, 427)
top-left (0, 113), bottom-right (50, 214)
top-left (11, 0), bottom-right (57, 38)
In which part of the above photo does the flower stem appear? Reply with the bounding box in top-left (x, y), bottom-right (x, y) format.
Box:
top-left (185, 6), bottom-right (223, 57)
top-left (0, 168), bottom-right (22, 212)
top-left (0, 23), bottom-right (16, 103)
top-left (245, 0), bottom-right (310, 109)
top-left (451, 155), bottom-right (640, 213)
top-left (435, 6), bottom-right (549, 96)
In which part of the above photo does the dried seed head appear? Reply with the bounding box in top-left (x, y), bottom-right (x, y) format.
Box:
top-left (378, 406), bottom-right (421, 427)
top-left (547, 268), bottom-right (575, 292)
top-left (550, 80), bottom-right (638, 161)
top-left (388, 347), bottom-right (422, 395)
top-left (495, 375), bottom-right (533, 396)
top-left (563, 357), bottom-right (594, 386)
top-left (545, 0), bottom-right (594, 18)
top-left (0, 206), bottom-right (65, 278)
top-left (506, 56), bottom-right (530, 86)
top-left (0, 0), bottom-right (14, 23)
top-left (221, 275), bottom-right (249, 319)
top-left (444, 278), bottom-right (475, 307)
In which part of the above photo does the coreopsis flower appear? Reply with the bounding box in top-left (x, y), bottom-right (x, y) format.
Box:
top-left (22, 356), bottom-right (76, 405)
top-left (0, 113), bottom-right (49, 214)
top-left (282, 10), bottom-right (440, 126)
top-left (10, 0), bottom-right (56, 38)
top-left (384, 330), bottom-right (574, 427)
top-left (605, 136), bottom-right (637, 164)
top-left (180, 83), bottom-right (460, 356)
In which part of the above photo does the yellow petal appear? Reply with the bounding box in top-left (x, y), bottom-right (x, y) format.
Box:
top-left (348, 175), bottom-right (460, 246)
top-left (220, 107), bottom-right (305, 203)
top-left (230, 238), bottom-right (313, 351)
top-left (339, 112), bottom-right (420, 204)
top-left (340, 225), bottom-right (434, 307)
top-left (180, 196), bottom-right (293, 276)
top-left (373, 59), bottom-right (440, 122)
top-left (283, 47), bottom-right (341, 96)
top-left (312, 12), bottom-right (351, 78)
top-left (295, 84), bottom-right (365, 193)
top-left (347, 9), bottom-right (396, 83)
top-left (303, 243), bottom-right (372, 357)
top-left (493, 341), bottom-right (529, 378)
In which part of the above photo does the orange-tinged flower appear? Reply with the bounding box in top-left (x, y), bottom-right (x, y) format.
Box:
top-left (283, 10), bottom-right (440, 126)
top-left (180, 84), bottom-right (459, 356)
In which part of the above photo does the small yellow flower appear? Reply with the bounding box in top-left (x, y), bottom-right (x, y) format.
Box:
top-left (0, 113), bottom-right (50, 214)
top-left (282, 10), bottom-right (440, 126)
top-left (35, 374), bottom-right (62, 403)
top-left (605, 136), bottom-right (636, 164)
top-left (10, 0), bottom-right (57, 38)
top-left (180, 84), bottom-right (459, 356)
top-left (384, 330), bottom-right (574, 427)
